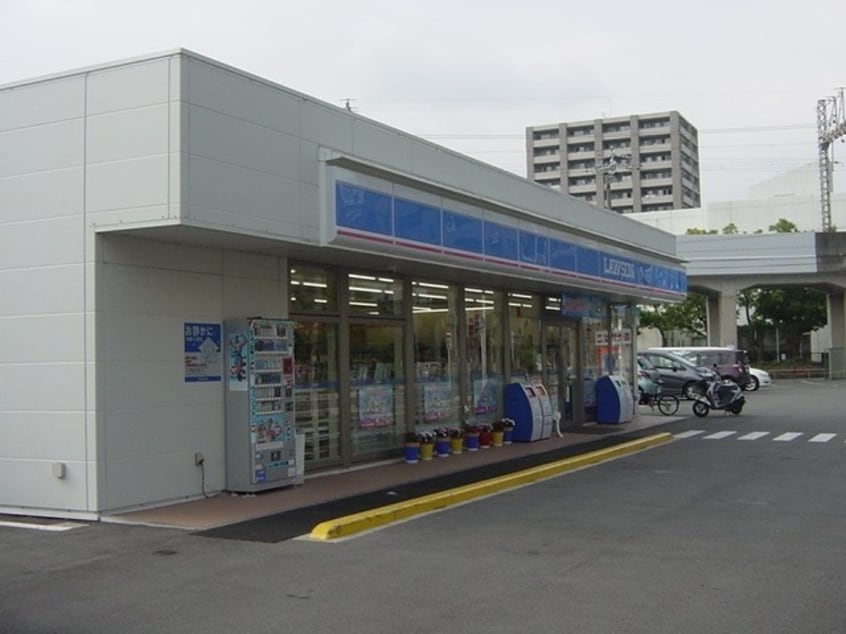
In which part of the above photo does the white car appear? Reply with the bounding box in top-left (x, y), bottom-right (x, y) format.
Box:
top-left (745, 367), bottom-right (772, 391)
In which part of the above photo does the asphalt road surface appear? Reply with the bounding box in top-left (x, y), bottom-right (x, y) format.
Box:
top-left (2, 379), bottom-right (845, 633)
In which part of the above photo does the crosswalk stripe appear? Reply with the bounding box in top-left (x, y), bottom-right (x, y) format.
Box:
top-left (703, 431), bottom-right (737, 439)
top-left (674, 430), bottom-right (706, 439)
top-left (738, 431), bottom-right (769, 440)
top-left (809, 433), bottom-right (837, 443)
top-left (773, 432), bottom-right (803, 442)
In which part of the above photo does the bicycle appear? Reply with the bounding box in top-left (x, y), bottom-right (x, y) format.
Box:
top-left (638, 386), bottom-right (680, 416)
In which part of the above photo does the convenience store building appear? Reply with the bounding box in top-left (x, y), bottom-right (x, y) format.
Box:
top-left (0, 50), bottom-right (686, 519)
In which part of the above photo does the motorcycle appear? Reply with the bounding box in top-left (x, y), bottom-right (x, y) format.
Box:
top-left (692, 375), bottom-right (745, 417)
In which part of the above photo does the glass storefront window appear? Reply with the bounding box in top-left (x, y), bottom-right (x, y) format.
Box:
top-left (290, 265), bottom-right (338, 312)
top-left (293, 321), bottom-right (341, 463)
top-left (465, 287), bottom-right (503, 423)
top-left (412, 281), bottom-right (459, 431)
top-left (508, 292), bottom-right (541, 382)
top-left (349, 322), bottom-right (405, 454)
top-left (348, 273), bottom-right (404, 317)
top-left (582, 317), bottom-right (605, 421)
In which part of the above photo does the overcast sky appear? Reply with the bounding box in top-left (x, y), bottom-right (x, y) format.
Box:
top-left (2, 0), bottom-right (844, 204)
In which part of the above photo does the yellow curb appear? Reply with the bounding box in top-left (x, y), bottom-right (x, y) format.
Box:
top-left (309, 432), bottom-right (673, 540)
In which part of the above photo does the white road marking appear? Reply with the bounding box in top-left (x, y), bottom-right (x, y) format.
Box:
top-left (773, 432), bottom-right (803, 442)
top-left (809, 433), bottom-right (837, 443)
top-left (738, 431), bottom-right (769, 440)
top-left (674, 430), bottom-right (706, 439)
top-left (0, 520), bottom-right (85, 532)
top-left (703, 431), bottom-right (737, 439)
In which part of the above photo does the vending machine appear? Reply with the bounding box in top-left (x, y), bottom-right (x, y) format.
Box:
top-left (532, 384), bottom-right (556, 438)
top-left (225, 318), bottom-right (298, 492)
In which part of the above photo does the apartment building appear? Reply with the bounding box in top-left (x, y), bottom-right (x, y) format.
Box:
top-left (526, 111), bottom-right (701, 214)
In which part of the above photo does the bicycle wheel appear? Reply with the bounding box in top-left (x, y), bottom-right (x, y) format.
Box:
top-left (656, 394), bottom-right (679, 416)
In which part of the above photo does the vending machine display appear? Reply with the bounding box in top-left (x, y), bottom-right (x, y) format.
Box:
top-left (225, 318), bottom-right (298, 492)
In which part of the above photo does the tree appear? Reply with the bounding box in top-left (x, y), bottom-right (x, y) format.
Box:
top-left (638, 294), bottom-right (706, 345)
top-left (768, 218), bottom-right (798, 233)
top-left (751, 288), bottom-right (826, 359)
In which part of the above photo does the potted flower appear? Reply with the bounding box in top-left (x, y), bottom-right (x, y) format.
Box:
top-left (448, 427), bottom-right (464, 455)
top-left (463, 423), bottom-right (481, 451)
top-left (403, 431), bottom-right (420, 464)
top-left (434, 427), bottom-right (451, 458)
top-left (490, 420), bottom-right (506, 446)
top-left (418, 431), bottom-right (435, 461)
top-left (478, 423), bottom-right (493, 448)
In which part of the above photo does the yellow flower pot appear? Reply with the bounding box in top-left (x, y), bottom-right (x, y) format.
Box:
top-left (491, 430), bottom-right (504, 447)
top-left (449, 436), bottom-right (463, 455)
top-left (419, 442), bottom-right (434, 461)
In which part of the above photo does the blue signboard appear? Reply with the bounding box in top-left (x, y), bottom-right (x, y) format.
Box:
top-left (331, 178), bottom-right (686, 297)
top-left (184, 322), bottom-right (222, 382)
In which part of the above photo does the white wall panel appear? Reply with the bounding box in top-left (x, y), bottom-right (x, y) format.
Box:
top-left (187, 105), bottom-right (301, 179)
top-left (0, 412), bottom-right (86, 460)
top-left (0, 364), bottom-right (85, 410)
top-left (186, 155), bottom-right (301, 230)
top-left (0, 216), bottom-right (84, 269)
top-left (0, 314), bottom-right (85, 363)
top-left (86, 58), bottom-right (171, 115)
top-left (102, 265), bottom-right (221, 316)
top-left (0, 75), bottom-right (85, 132)
top-left (184, 57), bottom-right (302, 136)
top-left (0, 119), bottom-right (84, 178)
top-left (0, 266), bottom-right (85, 315)
top-left (351, 120), bottom-right (413, 173)
top-left (101, 234), bottom-right (221, 273)
top-left (86, 155), bottom-right (170, 214)
top-left (0, 169), bottom-right (83, 222)
top-left (86, 104), bottom-right (169, 164)
top-left (0, 459), bottom-right (89, 511)
top-left (103, 403), bottom-right (221, 461)
top-left (300, 101), bottom-right (354, 151)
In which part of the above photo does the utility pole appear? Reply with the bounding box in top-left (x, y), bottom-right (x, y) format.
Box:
top-left (593, 152), bottom-right (635, 212)
top-left (817, 88), bottom-right (846, 232)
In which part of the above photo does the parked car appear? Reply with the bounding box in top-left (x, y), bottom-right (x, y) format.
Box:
top-left (649, 346), bottom-right (751, 389)
top-left (637, 350), bottom-right (716, 399)
top-left (745, 367), bottom-right (772, 391)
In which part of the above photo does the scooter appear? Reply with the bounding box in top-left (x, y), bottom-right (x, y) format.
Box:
top-left (692, 375), bottom-right (746, 417)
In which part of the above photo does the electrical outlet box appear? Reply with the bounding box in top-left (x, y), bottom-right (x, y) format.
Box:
top-left (194, 452), bottom-right (205, 466)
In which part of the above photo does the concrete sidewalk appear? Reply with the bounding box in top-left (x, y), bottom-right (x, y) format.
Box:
top-left (105, 408), bottom-right (683, 534)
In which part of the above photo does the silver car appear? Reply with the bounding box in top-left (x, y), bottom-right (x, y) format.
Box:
top-left (637, 350), bottom-right (716, 399)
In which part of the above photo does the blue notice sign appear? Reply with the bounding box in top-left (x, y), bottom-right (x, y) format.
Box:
top-left (184, 322), bottom-right (222, 382)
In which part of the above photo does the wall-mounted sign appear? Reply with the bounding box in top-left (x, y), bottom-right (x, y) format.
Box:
top-left (184, 322), bottom-right (222, 382)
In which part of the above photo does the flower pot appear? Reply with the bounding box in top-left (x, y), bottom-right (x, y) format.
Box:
top-left (491, 430), bottom-right (504, 447)
top-left (404, 442), bottom-right (420, 463)
top-left (503, 428), bottom-right (513, 444)
top-left (435, 438), bottom-right (450, 457)
top-left (449, 436), bottom-right (463, 455)
top-left (464, 432), bottom-right (480, 451)
top-left (419, 442), bottom-right (434, 461)
top-left (479, 430), bottom-right (492, 448)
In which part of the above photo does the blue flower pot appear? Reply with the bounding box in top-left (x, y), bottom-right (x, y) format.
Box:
top-left (435, 438), bottom-right (450, 457)
top-left (404, 444), bottom-right (420, 463)
top-left (464, 433), bottom-right (480, 451)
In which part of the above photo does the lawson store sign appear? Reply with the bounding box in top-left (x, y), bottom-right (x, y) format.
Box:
top-left (324, 168), bottom-right (686, 300)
